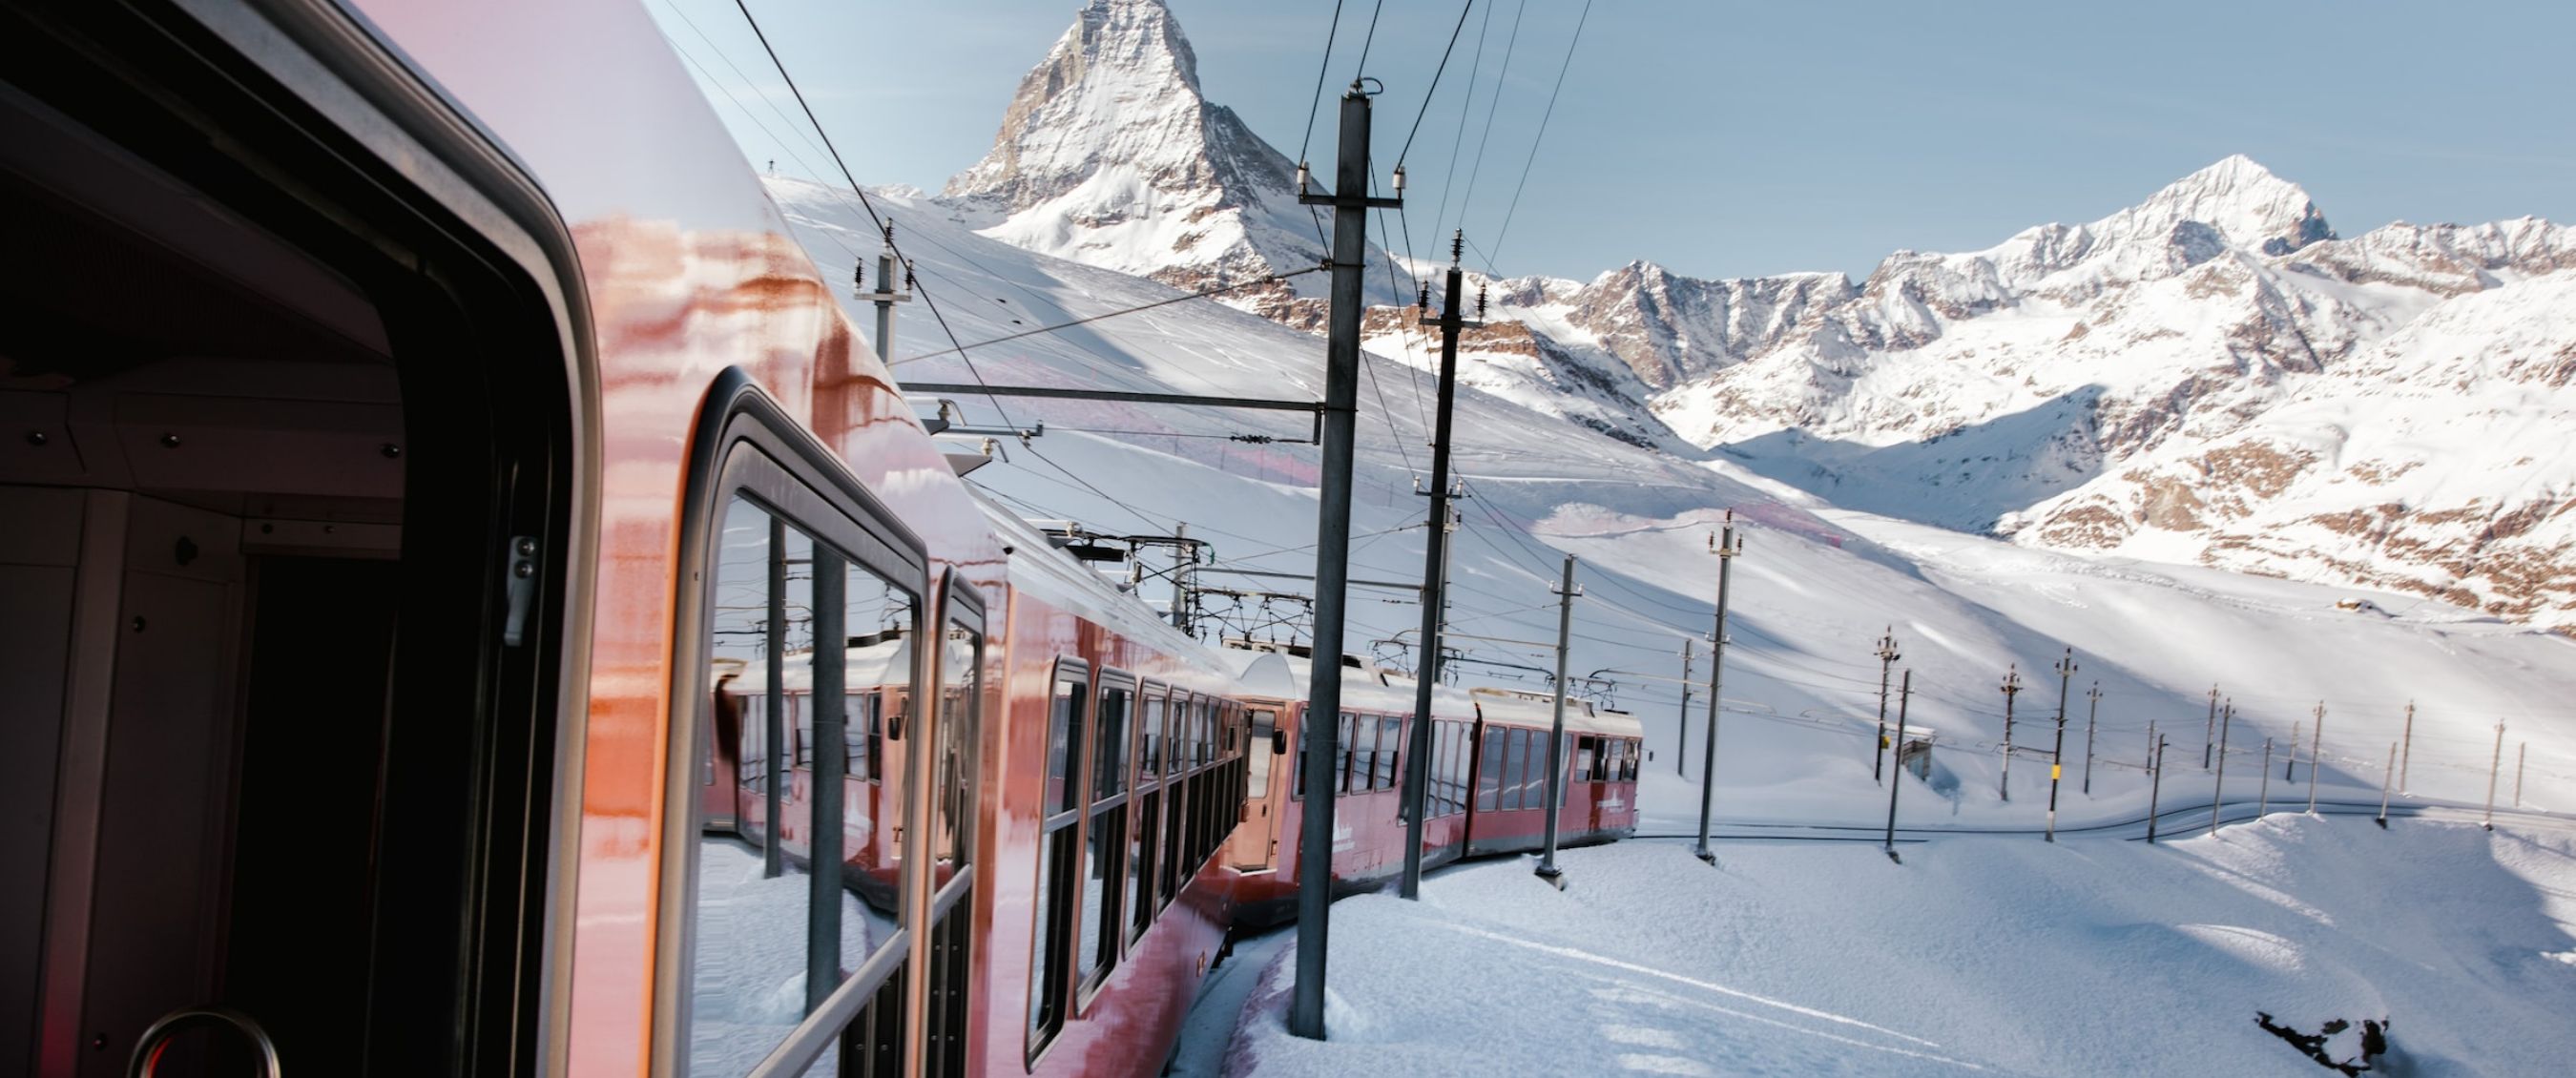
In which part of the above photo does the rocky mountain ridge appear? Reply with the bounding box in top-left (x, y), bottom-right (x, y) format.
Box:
top-left (935, 0), bottom-right (2576, 629)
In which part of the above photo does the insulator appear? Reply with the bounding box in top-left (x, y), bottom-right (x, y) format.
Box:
top-left (1295, 160), bottom-right (1310, 192)
top-left (1451, 228), bottom-right (1464, 264)
top-left (1391, 164), bottom-right (1405, 195)
top-left (853, 262), bottom-right (863, 295)
top-left (1476, 284), bottom-right (1487, 320)
top-left (1417, 281), bottom-right (1430, 311)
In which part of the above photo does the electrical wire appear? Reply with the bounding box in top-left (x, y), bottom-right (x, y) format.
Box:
top-left (1484, 0), bottom-right (1594, 272)
top-left (892, 266), bottom-right (1324, 365)
top-left (1394, 0), bottom-right (1479, 170)
top-left (725, 0), bottom-right (1013, 427)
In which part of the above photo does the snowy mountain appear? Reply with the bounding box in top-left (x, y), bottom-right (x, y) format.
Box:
top-left (944, 0), bottom-right (1394, 321)
top-left (930, 2), bottom-right (2576, 631)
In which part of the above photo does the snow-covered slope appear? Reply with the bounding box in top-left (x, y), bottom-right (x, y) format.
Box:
top-left (766, 173), bottom-right (2576, 835)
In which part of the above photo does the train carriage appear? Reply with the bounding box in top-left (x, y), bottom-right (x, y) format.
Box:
top-left (1228, 653), bottom-right (1643, 927)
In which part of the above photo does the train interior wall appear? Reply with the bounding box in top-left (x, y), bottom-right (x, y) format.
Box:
top-left (4, 50), bottom-right (418, 1073)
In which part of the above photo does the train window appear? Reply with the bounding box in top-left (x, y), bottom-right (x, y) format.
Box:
top-left (1130, 686), bottom-right (1165, 946)
top-left (845, 693), bottom-right (877, 782)
top-left (934, 623), bottom-right (978, 873)
top-left (1080, 676), bottom-right (1132, 997)
top-left (1624, 739), bottom-right (1641, 782)
top-left (1476, 728), bottom-right (1505, 811)
top-left (1336, 714), bottom-right (1357, 796)
top-left (1574, 736), bottom-right (1598, 783)
top-left (1246, 711), bottom-right (1276, 798)
top-left (1376, 716), bottom-right (1402, 790)
top-left (1506, 729), bottom-right (1535, 811)
top-left (688, 494), bottom-right (918, 1077)
top-left (1029, 664), bottom-right (1088, 1052)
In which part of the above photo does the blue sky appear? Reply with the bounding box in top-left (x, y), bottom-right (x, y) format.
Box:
top-left (653, 0), bottom-right (2576, 284)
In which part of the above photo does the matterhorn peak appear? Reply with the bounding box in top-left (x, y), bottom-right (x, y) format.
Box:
top-left (945, 0), bottom-right (1246, 212)
top-left (2129, 154), bottom-right (2336, 255)
top-left (940, 0), bottom-right (1381, 306)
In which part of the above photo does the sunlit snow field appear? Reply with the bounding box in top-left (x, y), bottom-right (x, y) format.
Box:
top-left (1224, 816), bottom-right (2576, 1076)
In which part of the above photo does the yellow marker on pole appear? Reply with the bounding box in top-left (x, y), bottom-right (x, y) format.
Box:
top-left (2051, 763), bottom-right (2062, 780)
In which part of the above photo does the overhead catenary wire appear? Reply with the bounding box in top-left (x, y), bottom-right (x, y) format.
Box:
top-left (1483, 0), bottom-right (1594, 273)
top-left (724, 0), bottom-right (1013, 428)
top-left (892, 266), bottom-right (1325, 366)
top-left (1394, 0), bottom-right (1482, 171)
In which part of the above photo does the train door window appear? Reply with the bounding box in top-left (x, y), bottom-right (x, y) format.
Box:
top-left (686, 485), bottom-right (921, 1077)
top-left (1435, 723), bottom-right (1457, 816)
top-left (1376, 716), bottom-right (1403, 790)
top-left (1502, 729), bottom-right (1531, 811)
top-left (1335, 714), bottom-right (1357, 796)
top-left (1625, 739), bottom-right (1641, 782)
top-left (1130, 685), bottom-right (1166, 946)
top-left (924, 584), bottom-right (983, 1078)
top-left (1476, 728), bottom-right (1505, 812)
top-left (1574, 736), bottom-right (1599, 783)
top-left (1159, 694), bottom-right (1188, 906)
top-left (1079, 675), bottom-right (1132, 999)
top-left (1247, 710), bottom-right (1278, 798)
top-left (1028, 663), bottom-right (1088, 1055)
top-left (1348, 713), bottom-right (1375, 796)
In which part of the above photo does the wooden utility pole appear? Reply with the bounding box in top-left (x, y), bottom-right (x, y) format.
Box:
top-left (1873, 629), bottom-right (1901, 784)
top-left (2211, 699), bottom-right (2233, 837)
top-left (2047, 649), bottom-right (2076, 841)
top-left (2377, 741), bottom-right (2397, 829)
top-left (1999, 666), bottom-right (2025, 802)
top-left (2483, 720), bottom-right (2504, 832)
top-left (2516, 742), bottom-right (2525, 808)
top-left (1692, 513), bottom-right (1742, 865)
top-left (1288, 80), bottom-right (1399, 1042)
top-left (1884, 670), bottom-right (1912, 863)
top-left (2399, 700), bottom-right (2415, 792)
top-left (2204, 685), bottom-right (2220, 769)
top-left (1399, 231), bottom-right (1477, 902)
top-left (1536, 555), bottom-right (1579, 885)
top-left (2256, 737), bottom-right (2273, 820)
top-left (2082, 681), bottom-right (2102, 796)
top-left (1674, 638), bottom-right (1694, 776)
top-left (2147, 736), bottom-right (2170, 843)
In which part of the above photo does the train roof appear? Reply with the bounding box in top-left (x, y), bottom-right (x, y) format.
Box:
top-left (977, 493), bottom-right (1245, 696)
top-left (1468, 688), bottom-right (1645, 738)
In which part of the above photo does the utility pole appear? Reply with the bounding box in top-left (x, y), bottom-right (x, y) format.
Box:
top-left (860, 221), bottom-right (912, 365)
top-left (2211, 699), bottom-right (2234, 837)
top-left (2147, 736), bottom-right (2169, 844)
top-left (1999, 666), bottom-right (2025, 802)
top-left (2287, 721), bottom-right (2302, 782)
top-left (2046, 649), bottom-right (2076, 841)
top-left (2399, 700), bottom-right (2415, 792)
top-left (1884, 670), bottom-right (1912, 863)
top-left (2306, 702), bottom-right (2325, 814)
top-left (763, 517), bottom-right (786, 880)
top-left (1288, 80), bottom-right (1399, 1043)
top-left (2377, 741), bottom-right (2397, 829)
top-left (1171, 523), bottom-right (1195, 635)
top-left (1692, 512), bottom-right (1742, 865)
top-left (1399, 232), bottom-right (1478, 902)
top-left (1674, 639), bottom-right (1694, 777)
top-left (1873, 629), bottom-right (1901, 784)
top-left (2082, 681), bottom-right (2101, 796)
top-left (2516, 742), bottom-right (2525, 808)
top-left (2483, 720), bottom-right (2504, 831)
top-left (1535, 555), bottom-right (1579, 886)
top-left (2146, 720), bottom-right (2156, 770)
top-left (2204, 686), bottom-right (2219, 769)
top-left (2256, 737), bottom-right (2273, 820)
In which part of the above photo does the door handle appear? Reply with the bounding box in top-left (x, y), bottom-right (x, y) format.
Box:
top-left (127, 1006), bottom-right (280, 1078)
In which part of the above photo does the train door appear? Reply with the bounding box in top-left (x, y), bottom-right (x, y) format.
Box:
top-left (1, 5), bottom-right (579, 1075)
top-left (915, 570), bottom-right (984, 1076)
top-left (1230, 704), bottom-right (1284, 871)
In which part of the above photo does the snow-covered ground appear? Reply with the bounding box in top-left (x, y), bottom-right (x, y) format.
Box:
top-left (1223, 816), bottom-right (2576, 1076)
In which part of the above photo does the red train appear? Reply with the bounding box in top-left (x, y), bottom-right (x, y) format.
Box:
top-left (0, 2), bottom-right (1633, 1075)
top-left (1223, 653), bottom-right (1644, 926)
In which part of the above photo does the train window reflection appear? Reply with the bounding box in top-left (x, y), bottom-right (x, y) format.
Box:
top-left (689, 495), bottom-right (919, 1078)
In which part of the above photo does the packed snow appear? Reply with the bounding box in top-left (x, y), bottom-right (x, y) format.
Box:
top-left (1224, 816), bottom-right (2576, 1076)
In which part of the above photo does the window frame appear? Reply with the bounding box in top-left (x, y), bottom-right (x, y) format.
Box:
top-left (1076, 670), bottom-right (1137, 1006)
top-left (662, 374), bottom-right (931, 1077)
top-left (1027, 657), bottom-right (1091, 1061)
